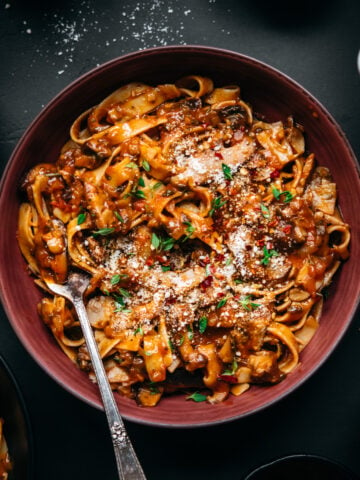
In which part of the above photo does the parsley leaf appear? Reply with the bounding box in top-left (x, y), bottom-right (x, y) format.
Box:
top-left (77, 212), bottom-right (86, 225)
top-left (186, 392), bottom-right (207, 403)
top-left (151, 182), bottom-right (163, 190)
top-left (260, 203), bottom-right (270, 219)
top-left (92, 227), bottom-right (115, 236)
top-left (216, 297), bottom-right (228, 309)
top-left (114, 212), bottom-right (125, 223)
top-left (138, 177), bottom-right (145, 187)
top-left (260, 246), bottom-right (279, 265)
top-left (209, 196), bottom-right (227, 217)
top-left (222, 163), bottom-right (233, 180)
top-left (238, 295), bottom-right (261, 311)
top-left (199, 316), bottom-right (208, 334)
top-left (132, 189), bottom-right (146, 199)
top-left (182, 221), bottom-right (195, 241)
top-left (142, 160), bottom-right (151, 172)
top-left (110, 274), bottom-right (128, 286)
top-left (272, 186), bottom-right (293, 203)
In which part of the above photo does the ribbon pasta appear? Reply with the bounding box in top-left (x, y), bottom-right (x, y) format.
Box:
top-left (17, 76), bottom-right (350, 406)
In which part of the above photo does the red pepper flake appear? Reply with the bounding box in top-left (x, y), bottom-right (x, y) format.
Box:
top-left (283, 225), bottom-right (292, 234)
top-left (200, 276), bottom-right (213, 291)
top-left (217, 291), bottom-right (225, 298)
top-left (199, 256), bottom-right (210, 267)
top-left (246, 245), bottom-right (252, 251)
top-left (257, 238), bottom-right (265, 247)
top-left (215, 253), bottom-right (225, 262)
top-left (145, 257), bottom-right (155, 267)
top-left (268, 218), bottom-right (278, 227)
top-left (202, 122), bottom-right (209, 129)
top-left (214, 152), bottom-right (223, 160)
top-left (270, 169), bottom-right (280, 179)
top-left (218, 374), bottom-right (238, 384)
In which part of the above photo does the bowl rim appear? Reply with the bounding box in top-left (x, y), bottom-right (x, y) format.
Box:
top-left (0, 353), bottom-right (34, 479)
top-left (243, 453), bottom-right (359, 479)
top-left (0, 45), bottom-right (359, 428)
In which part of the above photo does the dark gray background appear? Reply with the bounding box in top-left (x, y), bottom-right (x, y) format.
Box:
top-left (0, 0), bottom-right (359, 478)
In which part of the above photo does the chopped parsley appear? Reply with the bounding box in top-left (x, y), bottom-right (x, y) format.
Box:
top-left (216, 297), bottom-right (228, 309)
top-left (114, 212), bottom-right (125, 223)
top-left (151, 233), bottom-right (176, 252)
top-left (132, 189), bottom-right (146, 199)
top-left (222, 163), bottom-right (233, 180)
top-left (151, 182), bottom-right (163, 190)
top-left (161, 265), bottom-right (171, 272)
top-left (134, 326), bottom-right (144, 336)
top-left (260, 203), bottom-right (270, 219)
top-left (186, 392), bottom-right (207, 403)
top-left (209, 196), bottom-right (227, 217)
top-left (126, 162), bottom-right (138, 169)
top-left (138, 177), bottom-right (145, 187)
top-left (222, 360), bottom-right (238, 376)
top-left (77, 212), bottom-right (86, 225)
top-left (238, 295), bottom-right (260, 311)
top-left (260, 246), bottom-right (279, 265)
top-left (142, 160), bottom-right (151, 172)
top-left (272, 186), bottom-right (293, 203)
top-left (92, 227), bottom-right (115, 236)
top-left (199, 316), bottom-right (208, 334)
top-left (182, 221), bottom-right (195, 241)
top-left (110, 274), bottom-right (128, 286)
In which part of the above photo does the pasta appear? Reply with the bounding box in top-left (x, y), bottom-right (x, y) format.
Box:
top-left (0, 419), bottom-right (11, 479)
top-left (17, 76), bottom-right (350, 406)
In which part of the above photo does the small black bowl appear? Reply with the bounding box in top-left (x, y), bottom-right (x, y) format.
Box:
top-left (244, 454), bottom-right (359, 480)
top-left (0, 355), bottom-right (33, 479)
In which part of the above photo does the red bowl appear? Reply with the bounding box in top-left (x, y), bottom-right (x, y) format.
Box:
top-left (0, 46), bottom-right (359, 427)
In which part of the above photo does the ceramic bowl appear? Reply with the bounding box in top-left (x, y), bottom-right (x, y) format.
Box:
top-left (0, 355), bottom-right (33, 479)
top-left (0, 46), bottom-right (359, 427)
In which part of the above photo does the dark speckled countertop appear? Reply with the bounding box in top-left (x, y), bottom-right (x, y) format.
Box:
top-left (0, 1), bottom-right (359, 478)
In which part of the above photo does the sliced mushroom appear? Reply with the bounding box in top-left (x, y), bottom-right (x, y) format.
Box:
top-left (289, 288), bottom-right (310, 302)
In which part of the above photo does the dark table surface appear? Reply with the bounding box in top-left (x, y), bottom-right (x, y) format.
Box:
top-left (1, 1), bottom-right (360, 479)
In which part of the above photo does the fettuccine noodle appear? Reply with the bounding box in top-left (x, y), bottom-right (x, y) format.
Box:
top-left (18, 76), bottom-right (350, 405)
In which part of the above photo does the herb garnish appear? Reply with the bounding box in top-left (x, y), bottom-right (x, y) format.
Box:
top-left (216, 297), bottom-right (228, 309)
top-left (151, 232), bottom-right (176, 252)
top-left (110, 274), bottom-right (128, 286)
top-left (222, 359), bottom-right (238, 376)
top-left (126, 162), bottom-right (138, 169)
top-left (142, 160), bottom-right (151, 172)
top-left (132, 189), bottom-right (146, 199)
top-left (260, 246), bottom-right (279, 265)
top-left (182, 221), bottom-right (195, 241)
top-left (92, 227), bottom-right (115, 236)
top-left (138, 177), bottom-right (145, 187)
top-left (272, 186), bottom-right (293, 203)
top-left (209, 196), bottom-right (227, 217)
top-left (186, 392), bottom-right (207, 403)
top-left (222, 163), bottom-right (233, 180)
top-left (260, 203), bottom-right (270, 219)
top-left (199, 316), bottom-right (208, 334)
top-left (114, 212), bottom-right (125, 223)
top-left (238, 295), bottom-right (260, 311)
top-left (151, 182), bottom-right (163, 190)
top-left (77, 212), bottom-right (86, 225)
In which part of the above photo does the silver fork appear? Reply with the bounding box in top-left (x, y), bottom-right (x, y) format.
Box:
top-left (45, 271), bottom-right (147, 480)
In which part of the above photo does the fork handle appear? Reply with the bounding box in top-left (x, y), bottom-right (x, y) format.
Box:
top-left (73, 297), bottom-right (147, 480)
